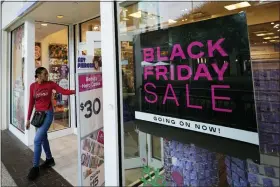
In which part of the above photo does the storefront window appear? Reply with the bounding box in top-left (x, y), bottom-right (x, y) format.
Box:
top-left (11, 24), bottom-right (25, 132)
top-left (35, 22), bottom-right (70, 132)
top-left (80, 17), bottom-right (101, 42)
top-left (117, 1), bottom-right (279, 186)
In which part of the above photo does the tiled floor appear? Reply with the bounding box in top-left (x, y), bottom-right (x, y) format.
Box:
top-left (48, 122), bottom-right (68, 132)
top-left (1, 130), bottom-right (72, 187)
top-left (29, 134), bottom-right (78, 186)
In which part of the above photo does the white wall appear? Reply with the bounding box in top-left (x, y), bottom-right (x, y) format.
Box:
top-left (0, 17), bottom-right (10, 131)
top-left (2, 1), bottom-right (25, 29)
top-left (36, 28), bottom-right (68, 68)
top-left (101, 1), bottom-right (120, 186)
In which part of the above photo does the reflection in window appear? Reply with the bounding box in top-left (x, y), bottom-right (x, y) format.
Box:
top-left (11, 24), bottom-right (25, 133)
top-left (152, 136), bottom-right (161, 160)
top-left (80, 17), bottom-right (101, 42)
top-left (117, 1), bottom-right (280, 186)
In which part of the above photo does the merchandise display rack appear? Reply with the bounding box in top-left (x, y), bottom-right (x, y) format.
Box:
top-left (48, 43), bottom-right (70, 120)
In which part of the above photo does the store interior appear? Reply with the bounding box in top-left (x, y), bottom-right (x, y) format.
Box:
top-left (119, 1), bottom-right (279, 186)
top-left (35, 22), bottom-right (70, 132)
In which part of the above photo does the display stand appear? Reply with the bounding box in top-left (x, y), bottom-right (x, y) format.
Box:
top-left (76, 31), bottom-right (105, 186)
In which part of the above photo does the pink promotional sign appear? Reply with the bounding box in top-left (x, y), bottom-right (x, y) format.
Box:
top-left (78, 71), bottom-right (104, 186)
top-left (79, 73), bottom-right (102, 92)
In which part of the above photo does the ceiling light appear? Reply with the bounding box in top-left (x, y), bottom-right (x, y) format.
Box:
top-left (254, 31), bottom-right (268, 34)
top-left (224, 2), bottom-right (251, 11)
top-left (256, 32), bottom-right (274, 36)
top-left (123, 18), bottom-right (129, 21)
top-left (168, 19), bottom-right (177, 24)
top-left (129, 11), bottom-right (142, 18)
top-left (57, 15), bottom-right (64, 19)
top-left (278, 29), bottom-right (280, 32)
top-left (273, 24), bottom-right (279, 28)
top-left (263, 42), bottom-right (267, 44)
top-left (41, 23), bottom-right (47, 26)
top-left (271, 22), bottom-right (274, 24)
top-left (264, 36), bottom-right (279, 40)
top-left (270, 39), bottom-right (280, 42)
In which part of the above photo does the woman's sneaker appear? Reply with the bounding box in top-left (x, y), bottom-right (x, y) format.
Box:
top-left (28, 167), bottom-right (40, 180)
top-left (41, 157), bottom-right (55, 168)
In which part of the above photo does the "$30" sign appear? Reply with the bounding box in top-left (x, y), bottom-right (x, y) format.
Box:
top-left (80, 98), bottom-right (101, 118)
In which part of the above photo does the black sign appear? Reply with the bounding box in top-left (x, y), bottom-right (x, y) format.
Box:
top-left (132, 13), bottom-right (259, 161)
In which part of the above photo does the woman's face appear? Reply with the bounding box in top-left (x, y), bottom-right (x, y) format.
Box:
top-left (38, 69), bottom-right (49, 81)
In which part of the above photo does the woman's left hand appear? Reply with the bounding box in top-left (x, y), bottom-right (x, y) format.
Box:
top-left (26, 120), bottom-right (31, 130)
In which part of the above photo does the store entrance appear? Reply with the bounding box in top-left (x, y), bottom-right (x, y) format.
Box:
top-left (35, 22), bottom-right (73, 139)
top-left (25, 1), bottom-right (102, 186)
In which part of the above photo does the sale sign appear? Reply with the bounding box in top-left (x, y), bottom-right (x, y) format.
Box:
top-left (77, 72), bottom-right (104, 186)
top-left (134, 13), bottom-right (259, 145)
top-left (79, 73), bottom-right (103, 138)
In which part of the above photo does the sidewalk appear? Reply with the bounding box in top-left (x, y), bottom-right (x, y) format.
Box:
top-left (1, 130), bottom-right (72, 187)
top-left (1, 162), bottom-right (17, 186)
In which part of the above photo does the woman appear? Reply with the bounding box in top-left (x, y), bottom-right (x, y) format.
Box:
top-left (26, 67), bottom-right (75, 180)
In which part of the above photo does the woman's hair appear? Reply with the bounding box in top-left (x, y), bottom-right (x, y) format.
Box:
top-left (35, 67), bottom-right (47, 78)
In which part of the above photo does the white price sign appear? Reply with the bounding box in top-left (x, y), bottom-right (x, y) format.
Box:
top-left (78, 73), bottom-right (103, 138)
top-left (77, 72), bottom-right (104, 186)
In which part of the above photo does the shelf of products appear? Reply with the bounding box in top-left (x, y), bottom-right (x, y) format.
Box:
top-left (48, 44), bottom-right (70, 119)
